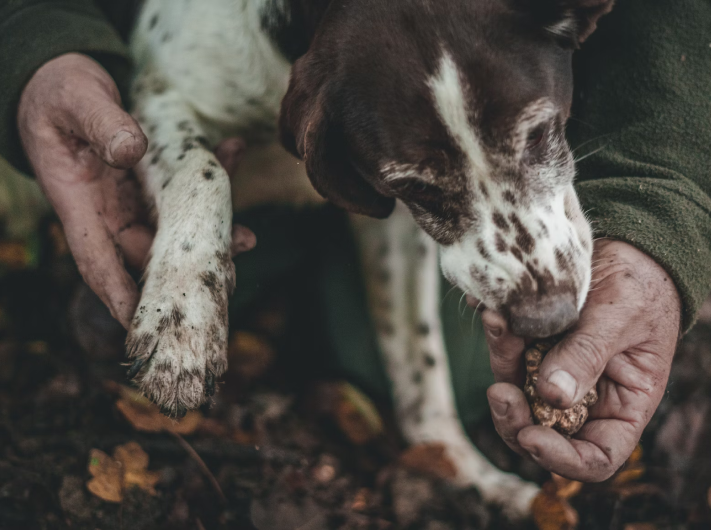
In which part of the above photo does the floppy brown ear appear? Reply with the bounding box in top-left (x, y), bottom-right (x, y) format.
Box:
top-left (279, 60), bottom-right (395, 219)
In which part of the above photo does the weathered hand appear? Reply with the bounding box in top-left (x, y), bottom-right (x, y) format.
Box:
top-left (481, 240), bottom-right (681, 481)
top-left (18, 53), bottom-right (254, 328)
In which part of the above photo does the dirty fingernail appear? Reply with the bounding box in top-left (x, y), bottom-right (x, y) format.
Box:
top-left (546, 370), bottom-right (577, 403)
top-left (489, 398), bottom-right (509, 417)
top-left (109, 130), bottom-right (135, 158)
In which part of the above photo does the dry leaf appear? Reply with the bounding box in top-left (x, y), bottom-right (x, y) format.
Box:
top-left (87, 449), bottom-right (123, 503)
top-left (228, 331), bottom-right (275, 380)
top-left (86, 442), bottom-right (160, 503)
top-left (0, 242), bottom-right (30, 269)
top-left (612, 445), bottom-right (645, 486)
top-left (399, 444), bottom-right (458, 480)
top-left (532, 483), bottom-right (579, 530)
top-left (628, 445), bottom-right (643, 465)
top-left (551, 474), bottom-right (583, 500)
top-left (114, 442), bottom-right (161, 495)
top-left (612, 467), bottom-right (645, 486)
top-left (115, 385), bottom-right (203, 435)
top-left (334, 382), bottom-right (383, 445)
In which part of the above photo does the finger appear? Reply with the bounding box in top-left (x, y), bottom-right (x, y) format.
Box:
top-left (517, 418), bottom-right (638, 482)
top-left (536, 312), bottom-right (629, 409)
top-left (57, 181), bottom-right (140, 328)
top-left (72, 98), bottom-right (148, 169)
top-left (231, 224), bottom-right (257, 255)
top-left (487, 383), bottom-right (535, 456)
top-left (482, 309), bottom-right (526, 385)
top-left (215, 137), bottom-right (247, 179)
top-left (116, 224), bottom-right (154, 269)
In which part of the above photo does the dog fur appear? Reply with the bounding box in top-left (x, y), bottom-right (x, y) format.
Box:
top-left (126, 0), bottom-right (613, 517)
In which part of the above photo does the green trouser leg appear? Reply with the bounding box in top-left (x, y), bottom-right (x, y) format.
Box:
top-left (229, 205), bottom-right (494, 429)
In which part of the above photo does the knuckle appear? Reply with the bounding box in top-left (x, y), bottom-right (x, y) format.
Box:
top-left (562, 331), bottom-right (608, 378)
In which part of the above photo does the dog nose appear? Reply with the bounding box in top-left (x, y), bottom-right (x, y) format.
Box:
top-left (508, 294), bottom-right (578, 338)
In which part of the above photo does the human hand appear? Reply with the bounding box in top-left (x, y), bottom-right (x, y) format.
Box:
top-left (481, 240), bottom-right (681, 481)
top-left (18, 53), bottom-right (254, 328)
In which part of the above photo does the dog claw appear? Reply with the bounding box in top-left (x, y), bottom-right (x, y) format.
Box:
top-left (126, 358), bottom-right (145, 379)
top-left (205, 372), bottom-right (215, 397)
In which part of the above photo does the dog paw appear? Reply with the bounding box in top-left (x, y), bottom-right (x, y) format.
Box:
top-left (125, 252), bottom-right (235, 417)
top-left (445, 441), bottom-right (539, 519)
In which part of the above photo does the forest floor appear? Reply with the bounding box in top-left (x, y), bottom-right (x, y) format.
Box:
top-left (1, 217), bottom-right (711, 530)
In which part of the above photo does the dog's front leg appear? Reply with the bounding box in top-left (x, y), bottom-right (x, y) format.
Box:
top-left (126, 78), bottom-right (234, 417)
top-left (353, 204), bottom-right (539, 518)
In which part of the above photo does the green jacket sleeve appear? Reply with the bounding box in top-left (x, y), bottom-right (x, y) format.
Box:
top-left (0, 0), bottom-right (136, 175)
top-left (569, 0), bottom-right (711, 331)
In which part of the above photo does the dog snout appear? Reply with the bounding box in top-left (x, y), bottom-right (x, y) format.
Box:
top-left (507, 293), bottom-right (578, 338)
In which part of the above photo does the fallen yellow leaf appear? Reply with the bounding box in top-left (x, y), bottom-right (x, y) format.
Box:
top-left (115, 385), bottom-right (203, 435)
top-left (532, 483), bottom-right (579, 530)
top-left (87, 449), bottom-right (123, 503)
top-left (86, 442), bottom-right (161, 503)
top-left (0, 242), bottom-right (29, 269)
top-left (399, 443), bottom-right (458, 480)
top-left (114, 441), bottom-right (161, 495)
top-left (228, 331), bottom-right (275, 380)
top-left (334, 382), bottom-right (383, 445)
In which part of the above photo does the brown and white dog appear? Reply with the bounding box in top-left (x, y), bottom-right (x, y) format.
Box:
top-left (126, 0), bottom-right (613, 517)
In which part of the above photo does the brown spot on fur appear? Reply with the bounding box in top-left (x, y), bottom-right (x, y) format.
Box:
top-left (424, 354), bottom-right (436, 367)
top-left (492, 212), bottom-right (510, 232)
top-left (555, 247), bottom-right (573, 273)
top-left (157, 305), bottom-right (185, 334)
top-left (510, 246), bottom-right (524, 263)
top-left (126, 332), bottom-right (155, 359)
top-left (509, 213), bottom-right (535, 254)
top-left (477, 239), bottom-right (491, 261)
top-left (502, 191), bottom-right (517, 205)
top-left (417, 323), bottom-right (430, 335)
top-left (495, 233), bottom-right (507, 253)
top-left (203, 169), bottom-right (214, 180)
top-left (200, 271), bottom-right (222, 305)
top-left (479, 182), bottom-right (489, 199)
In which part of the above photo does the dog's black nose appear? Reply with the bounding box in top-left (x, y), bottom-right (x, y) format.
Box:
top-left (508, 294), bottom-right (579, 338)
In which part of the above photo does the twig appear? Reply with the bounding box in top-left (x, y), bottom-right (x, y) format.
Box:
top-left (196, 518), bottom-right (206, 530)
top-left (170, 432), bottom-right (227, 504)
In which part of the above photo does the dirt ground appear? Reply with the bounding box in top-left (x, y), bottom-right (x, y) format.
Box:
top-left (2, 218), bottom-right (711, 530)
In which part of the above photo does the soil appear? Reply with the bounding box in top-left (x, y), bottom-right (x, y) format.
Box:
top-left (1, 219), bottom-right (711, 530)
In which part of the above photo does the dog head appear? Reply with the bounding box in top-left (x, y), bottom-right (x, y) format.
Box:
top-left (280, 0), bottom-right (614, 338)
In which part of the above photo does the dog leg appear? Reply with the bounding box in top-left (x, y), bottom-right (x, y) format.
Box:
top-left (352, 203), bottom-right (539, 519)
top-left (126, 75), bottom-right (234, 417)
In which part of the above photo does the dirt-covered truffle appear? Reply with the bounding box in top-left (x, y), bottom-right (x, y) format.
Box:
top-left (524, 340), bottom-right (598, 436)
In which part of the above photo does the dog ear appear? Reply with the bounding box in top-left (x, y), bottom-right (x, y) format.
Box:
top-left (536, 0), bottom-right (615, 46)
top-left (279, 60), bottom-right (396, 219)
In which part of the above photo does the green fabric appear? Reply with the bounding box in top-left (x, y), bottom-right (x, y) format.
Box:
top-left (569, 0), bottom-right (711, 331)
top-left (227, 205), bottom-right (495, 426)
top-left (0, 0), bottom-right (135, 174)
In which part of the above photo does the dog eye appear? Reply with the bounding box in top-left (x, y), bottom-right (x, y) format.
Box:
top-left (526, 125), bottom-right (546, 150)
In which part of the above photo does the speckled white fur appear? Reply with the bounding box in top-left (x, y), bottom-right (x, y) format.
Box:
top-left (128, 0), bottom-right (543, 516)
